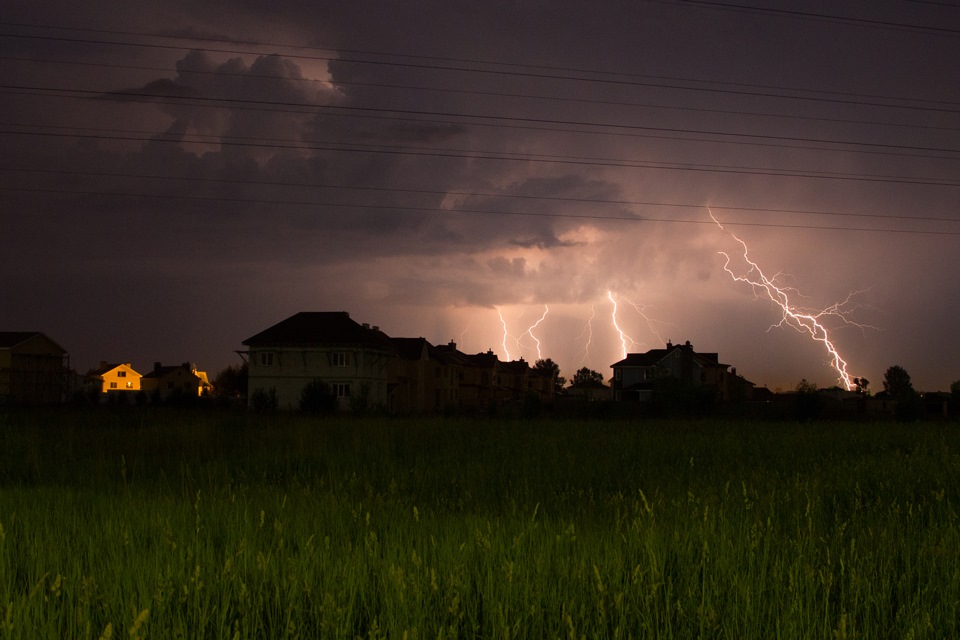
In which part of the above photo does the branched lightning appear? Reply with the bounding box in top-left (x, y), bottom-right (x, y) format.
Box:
top-left (496, 307), bottom-right (512, 361)
top-left (574, 305), bottom-right (596, 367)
top-left (623, 296), bottom-right (667, 346)
top-left (608, 290), bottom-right (645, 359)
top-left (710, 209), bottom-right (868, 390)
top-left (518, 305), bottom-right (549, 361)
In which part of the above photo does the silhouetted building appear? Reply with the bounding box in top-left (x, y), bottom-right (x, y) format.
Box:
top-left (0, 331), bottom-right (68, 404)
top-left (611, 340), bottom-right (731, 402)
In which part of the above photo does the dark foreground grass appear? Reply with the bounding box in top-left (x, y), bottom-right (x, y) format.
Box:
top-left (0, 409), bottom-right (958, 638)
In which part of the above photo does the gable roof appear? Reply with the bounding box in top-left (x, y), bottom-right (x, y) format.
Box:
top-left (611, 342), bottom-right (728, 369)
top-left (241, 312), bottom-right (394, 349)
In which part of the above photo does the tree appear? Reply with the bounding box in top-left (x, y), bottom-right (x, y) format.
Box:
top-left (571, 367), bottom-right (604, 387)
top-left (853, 377), bottom-right (870, 395)
top-left (794, 378), bottom-right (820, 421)
top-left (883, 365), bottom-right (922, 422)
top-left (534, 358), bottom-right (566, 393)
top-left (882, 365), bottom-right (914, 398)
top-left (213, 363), bottom-right (248, 399)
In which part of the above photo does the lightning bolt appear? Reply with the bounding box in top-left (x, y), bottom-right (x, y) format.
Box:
top-left (608, 291), bottom-right (644, 359)
top-left (496, 306), bottom-right (512, 361)
top-left (574, 305), bottom-right (596, 367)
top-left (709, 209), bottom-right (864, 390)
top-left (623, 296), bottom-right (667, 346)
top-left (518, 305), bottom-right (549, 361)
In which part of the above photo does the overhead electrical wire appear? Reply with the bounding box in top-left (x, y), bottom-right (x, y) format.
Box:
top-left (3, 184), bottom-right (957, 236)
top-left (3, 125), bottom-right (957, 187)
top-left (1, 19), bottom-right (957, 238)
top-left (4, 165), bottom-right (957, 225)
top-left (3, 54), bottom-right (958, 135)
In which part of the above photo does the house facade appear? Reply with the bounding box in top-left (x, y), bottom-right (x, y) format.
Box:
top-left (141, 362), bottom-right (213, 399)
top-left (92, 362), bottom-right (143, 394)
top-left (241, 312), bottom-right (396, 411)
top-left (611, 341), bottom-right (730, 402)
top-left (240, 314), bottom-right (556, 413)
top-left (0, 332), bottom-right (68, 404)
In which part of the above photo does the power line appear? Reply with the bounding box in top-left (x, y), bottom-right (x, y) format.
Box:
top-left (4, 166), bottom-right (957, 225)
top-left (5, 54), bottom-right (958, 135)
top-left (4, 184), bottom-right (957, 236)
top-left (5, 85), bottom-right (958, 159)
top-left (4, 125), bottom-right (957, 187)
top-left (3, 30), bottom-right (959, 114)
top-left (653, 0), bottom-right (960, 36)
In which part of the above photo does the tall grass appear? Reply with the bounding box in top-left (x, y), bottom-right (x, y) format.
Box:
top-left (0, 409), bottom-right (958, 638)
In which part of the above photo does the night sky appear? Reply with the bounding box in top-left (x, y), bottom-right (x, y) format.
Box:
top-left (2, 1), bottom-right (958, 392)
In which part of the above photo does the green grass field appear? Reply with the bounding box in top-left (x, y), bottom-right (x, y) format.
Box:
top-left (1, 409), bottom-right (958, 639)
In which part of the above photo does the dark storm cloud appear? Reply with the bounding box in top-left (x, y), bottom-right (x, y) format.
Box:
top-left (2, 0), bottom-right (958, 390)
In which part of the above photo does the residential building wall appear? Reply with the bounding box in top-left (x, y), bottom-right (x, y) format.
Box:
top-left (99, 363), bottom-right (142, 393)
top-left (0, 333), bottom-right (67, 404)
top-left (247, 346), bottom-right (392, 411)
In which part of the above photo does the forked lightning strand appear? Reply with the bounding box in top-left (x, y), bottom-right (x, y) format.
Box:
top-left (574, 305), bottom-right (596, 367)
top-left (608, 291), bottom-right (643, 359)
top-left (710, 210), bottom-right (862, 390)
top-left (496, 307), bottom-right (512, 361)
top-left (518, 305), bottom-right (549, 361)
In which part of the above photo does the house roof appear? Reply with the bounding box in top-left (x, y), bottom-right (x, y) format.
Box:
top-left (611, 341), bottom-right (728, 369)
top-left (241, 312), bottom-right (394, 349)
top-left (90, 362), bottom-right (142, 376)
top-left (0, 331), bottom-right (66, 353)
top-left (389, 337), bottom-right (432, 360)
top-left (142, 363), bottom-right (198, 379)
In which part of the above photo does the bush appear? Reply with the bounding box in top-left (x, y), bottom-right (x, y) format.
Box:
top-left (250, 387), bottom-right (279, 413)
top-left (300, 379), bottom-right (337, 414)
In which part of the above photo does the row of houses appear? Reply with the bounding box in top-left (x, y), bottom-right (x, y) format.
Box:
top-left (0, 331), bottom-right (212, 405)
top-left (3, 314), bottom-right (755, 412)
top-left (240, 312), bottom-right (555, 413)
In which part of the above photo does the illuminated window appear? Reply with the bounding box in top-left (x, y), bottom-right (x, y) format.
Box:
top-left (126, 382), bottom-right (133, 389)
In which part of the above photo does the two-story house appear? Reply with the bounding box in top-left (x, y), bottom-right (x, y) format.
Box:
top-left (241, 312), bottom-right (396, 411)
top-left (611, 341), bottom-right (730, 402)
top-left (92, 362), bottom-right (143, 394)
top-left (0, 331), bottom-right (68, 404)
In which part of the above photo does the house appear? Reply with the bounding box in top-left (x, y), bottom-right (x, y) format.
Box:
top-left (141, 362), bottom-right (213, 399)
top-left (92, 362), bottom-right (143, 394)
top-left (611, 340), bottom-right (730, 402)
top-left (241, 312), bottom-right (396, 411)
top-left (0, 331), bottom-right (69, 404)
top-left (566, 379), bottom-right (612, 402)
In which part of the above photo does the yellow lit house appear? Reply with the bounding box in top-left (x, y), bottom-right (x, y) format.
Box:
top-left (93, 362), bottom-right (143, 394)
top-left (141, 362), bottom-right (213, 399)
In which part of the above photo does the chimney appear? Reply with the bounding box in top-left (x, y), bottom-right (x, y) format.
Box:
top-left (373, 326), bottom-right (379, 332)
top-left (362, 323), bottom-right (370, 329)
top-left (448, 340), bottom-right (457, 349)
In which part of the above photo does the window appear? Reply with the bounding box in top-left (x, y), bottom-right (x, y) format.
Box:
top-left (614, 369), bottom-right (622, 380)
top-left (333, 352), bottom-right (349, 367)
top-left (643, 368), bottom-right (654, 381)
top-left (109, 382), bottom-right (117, 389)
top-left (125, 382), bottom-right (133, 389)
top-left (259, 352), bottom-right (274, 366)
top-left (334, 383), bottom-right (351, 398)
top-left (117, 370), bottom-right (126, 378)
